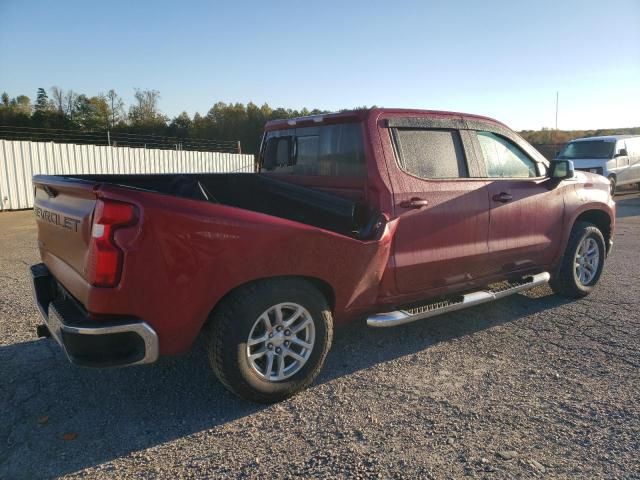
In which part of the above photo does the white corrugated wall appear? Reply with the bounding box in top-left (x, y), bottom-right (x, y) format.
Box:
top-left (0, 140), bottom-right (255, 210)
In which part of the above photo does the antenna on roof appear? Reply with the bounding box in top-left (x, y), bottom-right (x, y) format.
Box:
top-left (555, 91), bottom-right (559, 130)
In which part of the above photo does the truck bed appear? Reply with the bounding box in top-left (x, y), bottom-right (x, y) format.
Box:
top-left (32, 172), bottom-right (395, 355)
top-left (50, 173), bottom-right (381, 240)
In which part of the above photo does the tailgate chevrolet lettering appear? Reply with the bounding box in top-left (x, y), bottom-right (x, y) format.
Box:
top-left (34, 206), bottom-right (81, 233)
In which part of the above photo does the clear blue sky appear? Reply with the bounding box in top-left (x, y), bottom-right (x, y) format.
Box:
top-left (1, 0), bottom-right (638, 130)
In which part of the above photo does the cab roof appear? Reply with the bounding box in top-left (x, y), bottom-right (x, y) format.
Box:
top-left (264, 107), bottom-right (509, 131)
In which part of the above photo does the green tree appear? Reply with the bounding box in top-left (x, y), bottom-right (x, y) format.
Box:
top-left (73, 95), bottom-right (110, 130)
top-left (168, 111), bottom-right (192, 137)
top-left (128, 89), bottom-right (168, 132)
top-left (12, 95), bottom-right (32, 115)
top-left (34, 87), bottom-right (50, 113)
top-left (32, 87), bottom-right (60, 127)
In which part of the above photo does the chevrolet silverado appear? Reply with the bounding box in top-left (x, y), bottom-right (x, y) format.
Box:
top-left (31, 108), bottom-right (615, 402)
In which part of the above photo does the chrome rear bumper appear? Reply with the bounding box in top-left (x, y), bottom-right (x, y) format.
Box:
top-left (30, 263), bottom-right (159, 367)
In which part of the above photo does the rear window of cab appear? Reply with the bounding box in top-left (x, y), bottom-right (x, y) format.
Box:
top-left (261, 123), bottom-right (366, 177)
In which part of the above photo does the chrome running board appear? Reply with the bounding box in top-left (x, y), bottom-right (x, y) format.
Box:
top-left (367, 272), bottom-right (551, 328)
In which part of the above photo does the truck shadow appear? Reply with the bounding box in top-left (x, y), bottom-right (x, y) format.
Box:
top-left (614, 193), bottom-right (640, 218)
top-left (322, 286), bottom-right (569, 383)
top-left (0, 287), bottom-right (569, 478)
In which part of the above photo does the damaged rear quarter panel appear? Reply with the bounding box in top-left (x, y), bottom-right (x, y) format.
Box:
top-left (90, 187), bottom-right (397, 355)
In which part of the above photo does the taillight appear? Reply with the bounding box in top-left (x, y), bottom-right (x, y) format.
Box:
top-left (87, 199), bottom-right (137, 287)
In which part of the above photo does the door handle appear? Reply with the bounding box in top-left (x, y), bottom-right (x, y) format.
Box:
top-left (492, 192), bottom-right (513, 203)
top-left (400, 197), bottom-right (429, 209)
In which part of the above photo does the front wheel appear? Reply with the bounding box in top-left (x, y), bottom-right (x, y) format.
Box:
top-left (550, 222), bottom-right (606, 298)
top-left (206, 279), bottom-right (333, 403)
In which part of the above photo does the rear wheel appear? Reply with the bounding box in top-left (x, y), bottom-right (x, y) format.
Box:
top-left (550, 222), bottom-right (606, 298)
top-left (206, 278), bottom-right (333, 403)
top-left (608, 175), bottom-right (616, 196)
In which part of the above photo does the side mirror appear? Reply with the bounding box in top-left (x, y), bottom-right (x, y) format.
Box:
top-left (549, 159), bottom-right (575, 180)
top-left (615, 148), bottom-right (628, 157)
top-left (262, 136), bottom-right (292, 171)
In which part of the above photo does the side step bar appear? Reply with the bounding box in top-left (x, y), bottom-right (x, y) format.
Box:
top-left (367, 272), bottom-right (550, 328)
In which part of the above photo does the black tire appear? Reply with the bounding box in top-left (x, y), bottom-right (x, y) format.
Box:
top-left (206, 278), bottom-right (333, 403)
top-left (550, 222), bottom-right (606, 299)
top-left (608, 175), bottom-right (616, 196)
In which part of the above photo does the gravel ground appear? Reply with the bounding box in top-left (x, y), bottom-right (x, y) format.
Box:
top-left (1, 191), bottom-right (639, 479)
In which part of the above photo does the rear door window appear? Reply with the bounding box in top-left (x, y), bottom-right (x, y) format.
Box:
top-left (393, 128), bottom-right (468, 179)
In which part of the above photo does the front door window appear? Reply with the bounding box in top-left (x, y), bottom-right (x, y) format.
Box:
top-left (476, 131), bottom-right (538, 178)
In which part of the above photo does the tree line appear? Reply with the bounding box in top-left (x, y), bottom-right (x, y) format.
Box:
top-left (1, 87), bottom-right (638, 155)
top-left (0, 87), bottom-right (332, 153)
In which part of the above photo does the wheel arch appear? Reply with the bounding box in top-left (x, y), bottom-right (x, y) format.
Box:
top-left (203, 275), bottom-right (336, 329)
top-left (573, 209), bottom-right (613, 254)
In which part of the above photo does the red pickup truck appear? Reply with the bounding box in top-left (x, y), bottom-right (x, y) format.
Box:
top-left (31, 108), bottom-right (615, 402)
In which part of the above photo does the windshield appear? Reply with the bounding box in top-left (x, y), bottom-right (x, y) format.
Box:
top-left (557, 140), bottom-right (614, 160)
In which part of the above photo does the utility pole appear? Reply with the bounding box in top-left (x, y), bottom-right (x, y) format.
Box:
top-left (107, 130), bottom-right (111, 147)
top-left (555, 91), bottom-right (559, 130)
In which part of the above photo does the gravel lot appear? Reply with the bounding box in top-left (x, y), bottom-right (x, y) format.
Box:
top-left (1, 192), bottom-right (639, 479)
